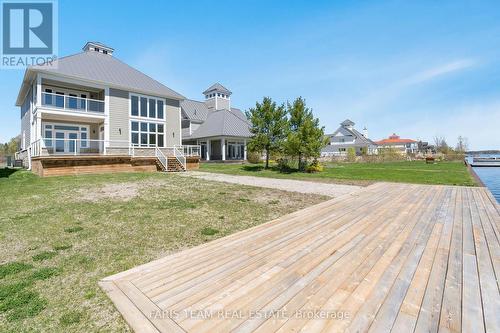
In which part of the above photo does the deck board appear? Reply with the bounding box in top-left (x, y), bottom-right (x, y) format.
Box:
top-left (100, 183), bottom-right (500, 333)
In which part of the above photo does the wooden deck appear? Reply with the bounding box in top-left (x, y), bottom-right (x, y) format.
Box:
top-left (100, 183), bottom-right (500, 333)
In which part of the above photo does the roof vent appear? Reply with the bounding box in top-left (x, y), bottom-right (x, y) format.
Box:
top-left (82, 42), bottom-right (114, 55)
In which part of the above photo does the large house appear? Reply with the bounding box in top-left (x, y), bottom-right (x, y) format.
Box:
top-left (15, 42), bottom-right (200, 176)
top-left (376, 133), bottom-right (418, 155)
top-left (321, 119), bottom-right (378, 156)
top-left (181, 83), bottom-right (251, 161)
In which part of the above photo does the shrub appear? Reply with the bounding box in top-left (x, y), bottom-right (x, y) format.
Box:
top-left (305, 160), bottom-right (324, 173)
top-left (346, 148), bottom-right (356, 162)
top-left (276, 158), bottom-right (293, 173)
top-left (247, 151), bottom-right (261, 164)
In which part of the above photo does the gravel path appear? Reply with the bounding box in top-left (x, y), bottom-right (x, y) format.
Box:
top-left (183, 171), bottom-right (363, 197)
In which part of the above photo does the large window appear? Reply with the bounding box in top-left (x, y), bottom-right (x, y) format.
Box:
top-left (130, 93), bottom-right (165, 120)
top-left (131, 121), bottom-right (164, 147)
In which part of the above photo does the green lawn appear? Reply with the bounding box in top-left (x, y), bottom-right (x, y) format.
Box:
top-left (200, 160), bottom-right (477, 186)
top-left (0, 170), bottom-right (326, 332)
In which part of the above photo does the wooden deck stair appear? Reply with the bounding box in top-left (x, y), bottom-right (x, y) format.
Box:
top-left (155, 156), bottom-right (185, 172)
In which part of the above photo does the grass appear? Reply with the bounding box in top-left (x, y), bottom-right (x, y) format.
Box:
top-left (200, 160), bottom-right (477, 186)
top-left (0, 169), bottom-right (325, 331)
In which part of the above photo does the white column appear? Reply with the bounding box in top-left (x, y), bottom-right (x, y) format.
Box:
top-left (206, 139), bottom-right (210, 161)
top-left (244, 139), bottom-right (247, 161)
top-left (221, 138), bottom-right (226, 161)
top-left (36, 74), bottom-right (42, 108)
top-left (104, 87), bottom-right (110, 153)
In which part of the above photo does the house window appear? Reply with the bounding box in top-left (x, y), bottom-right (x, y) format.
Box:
top-left (130, 121), bottom-right (164, 147)
top-left (131, 96), bottom-right (139, 116)
top-left (140, 97), bottom-right (147, 117)
top-left (44, 125), bottom-right (52, 147)
top-left (130, 94), bottom-right (165, 120)
top-left (157, 100), bottom-right (164, 119)
top-left (149, 99), bottom-right (156, 118)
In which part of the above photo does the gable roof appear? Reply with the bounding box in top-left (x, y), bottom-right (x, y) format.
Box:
top-left (326, 122), bottom-right (377, 147)
top-left (186, 108), bottom-right (251, 139)
top-left (16, 50), bottom-right (184, 105)
top-left (341, 119), bottom-right (355, 127)
top-left (202, 83), bottom-right (231, 95)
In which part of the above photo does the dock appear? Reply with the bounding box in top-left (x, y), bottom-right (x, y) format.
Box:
top-left (100, 182), bottom-right (500, 333)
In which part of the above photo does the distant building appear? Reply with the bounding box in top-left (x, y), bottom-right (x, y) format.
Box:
top-left (321, 119), bottom-right (378, 157)
top-left (376, 133), bottom-right (417, 155)
top-left (181, 83), bottom-right (252, 161)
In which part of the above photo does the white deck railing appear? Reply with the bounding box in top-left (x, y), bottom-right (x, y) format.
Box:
top-left (29, 139), bottom-right (199, 171)
top-left (41, 92), bottom-right (105, 113)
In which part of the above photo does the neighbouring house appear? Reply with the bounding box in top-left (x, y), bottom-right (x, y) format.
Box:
top-left (181, 83), bottom-right (252, 161)
top-left (376, 133), bottom-right (418, 155)
top-left (15, 42), bottom-right (200, 177)
top-left (321, 119), bottom-right (378, 157)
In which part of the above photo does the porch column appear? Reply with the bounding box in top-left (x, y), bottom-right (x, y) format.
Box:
top-left (206, 139), bottom-right (210, 161)
top-left (244, 139), bottom-right (247, 161)
top-left (221, 138), bottom-right (226, 161)
top-left (104, 87), bottom-right (110, 154)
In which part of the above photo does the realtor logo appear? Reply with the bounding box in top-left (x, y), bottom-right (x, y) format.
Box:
top-left (1, 0), bottom-right (58, 68)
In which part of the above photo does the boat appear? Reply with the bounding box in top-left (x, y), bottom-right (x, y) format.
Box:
top-left (470, 156), bottom-right (500, 167)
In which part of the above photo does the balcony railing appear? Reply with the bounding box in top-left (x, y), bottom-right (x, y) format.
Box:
top-left (41, 92), bottom-right (105, 113)
top-left (30, 138), bottom-right (200, 159)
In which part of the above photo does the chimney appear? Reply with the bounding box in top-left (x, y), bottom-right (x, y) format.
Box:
top-left (363, 127), bottom-right (368, 138)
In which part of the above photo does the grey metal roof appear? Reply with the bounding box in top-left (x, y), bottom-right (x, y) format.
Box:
top-left (187, 108), bottom-right (251, 139)
top-left (180, 99), bottom-right (209, 122)
top-left (326, 123), bottom-right (378, 147)
top-left (341, 119), bottom-right (355, 127)
top-left (82, 41), bottom-right (114, 52)
top-left (202, 83), bottom-right (232, 95)
top-left (29, 51), bottom-right (184, 100)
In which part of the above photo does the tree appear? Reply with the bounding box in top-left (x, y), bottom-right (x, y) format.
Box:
top-left (0, 136), bottom-right (20, 156)
top-left (245, 97), bottom-right (288, 169)
top-left (285, 97), bottom-right (327, 171)
top-left (433, 135), bottom-right (449, 154)
top-left (456, 135), bottom-right (469, 153)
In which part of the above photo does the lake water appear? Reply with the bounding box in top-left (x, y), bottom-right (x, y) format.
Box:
top-left (468, 154), bottom-right (500, 203)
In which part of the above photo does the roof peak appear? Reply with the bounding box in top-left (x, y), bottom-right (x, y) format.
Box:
top-left (341, 119), bottom-right (355, 127)
top-left (83, 41), bottom-right (114, 55)
top-left (203, 82), bottom-right (231, 95)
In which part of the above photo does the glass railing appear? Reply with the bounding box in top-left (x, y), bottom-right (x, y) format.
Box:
top-left (41, 92), bottom-right (104, 113)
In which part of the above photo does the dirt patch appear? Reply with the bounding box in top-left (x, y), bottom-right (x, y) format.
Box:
top-left (76, 179), bottom-right (176, 202)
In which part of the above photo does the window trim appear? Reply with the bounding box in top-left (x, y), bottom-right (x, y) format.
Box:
top-left (129, 119), bottom-right (165, 147)
top-left (129, 92), bottom-right (166, 121)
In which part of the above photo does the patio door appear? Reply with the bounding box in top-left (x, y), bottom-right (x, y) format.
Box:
top-left (54, 130), bottom-right (79, 154)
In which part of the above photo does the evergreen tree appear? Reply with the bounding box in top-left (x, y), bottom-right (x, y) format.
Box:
top-left (245, 97), bottom-right (288, 169)
top-left (285, 97), bottom-right (327, 170)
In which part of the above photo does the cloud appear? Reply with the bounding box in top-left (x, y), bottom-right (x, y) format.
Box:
top-left (401, 59), bottom-right (477, 86)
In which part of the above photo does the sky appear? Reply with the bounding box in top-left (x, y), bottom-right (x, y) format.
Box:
top-left (1, 0), bottom-right (500, 150)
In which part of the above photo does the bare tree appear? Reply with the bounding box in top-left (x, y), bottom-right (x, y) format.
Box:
top-left (433, 136), bottom-right (449, 153)
top-left (456, 136), bottom-right (469, 153)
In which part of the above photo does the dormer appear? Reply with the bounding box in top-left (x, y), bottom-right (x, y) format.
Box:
top-left (203, 83), bottom-right (231, 110)
top-left (82, 42), bottom-right (114, 56)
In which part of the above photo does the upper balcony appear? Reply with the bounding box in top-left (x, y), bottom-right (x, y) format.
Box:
top-left (41, 92), bottom-right (104, 113)
top-left (37, 79), bottom-right (105, 116)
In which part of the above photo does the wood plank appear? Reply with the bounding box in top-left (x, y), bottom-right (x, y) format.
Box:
top-left (461, 188), bottom-right (486, 333)
top-left (98, 183), bottom-right (500, 333)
